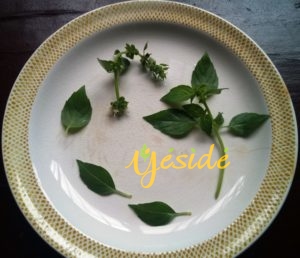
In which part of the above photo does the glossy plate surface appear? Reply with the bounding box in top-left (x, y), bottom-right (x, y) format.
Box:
top-left (2, 1), bottom-right (297, 257)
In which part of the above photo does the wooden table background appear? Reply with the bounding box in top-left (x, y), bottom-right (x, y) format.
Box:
top-left (0, 0), bottom-right (299, 257)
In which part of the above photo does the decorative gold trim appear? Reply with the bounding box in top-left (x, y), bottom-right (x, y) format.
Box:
top-left (2, 1), bottom-right (297, 257)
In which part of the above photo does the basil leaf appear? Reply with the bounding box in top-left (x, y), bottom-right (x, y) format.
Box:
top-left (160, 85), bottom-right (195, 105)
top-left (191, 52), bottom-right (218, 89)
top-left (77, 160), bottom-right (131, 198)
top-left (125, 43), bottom-right (139, 59)
top-left (98, 57), bottom-right (130, 75)
top-left (119, 57), bottom-right (130, 74)
top-left (196, 85), bottom-right (227, 102)
top-left (214, 112), bottom-right (224, 128)
top-left (202, 87), bottom-right (226, 98)
top-left (199, 113), bottom-right (213, 136)
top-left (182, 103), bottom-right (205, 118)
top-left (129, 201), bottom-right (191, 226)
top-left (229, 113), bottom-right (270, 137)
top-left (97, 59), bottom-right (115, 73)
top-left (61, 86), bottom-right (92, 134)
top-left (143, 42), bottom-right (148, 52)
top-left (143, 109), bottom-right (196, 138)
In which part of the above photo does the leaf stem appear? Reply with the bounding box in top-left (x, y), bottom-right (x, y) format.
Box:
top-left (175, 211), bottom-right (192, 217)
top-left (113, 189), bottom-right (132, 198)
top-left (202, 101), bottom-right (212, 119)
top-left (213, 127), bottom-right (225, 199)
top-left (203, 101), bottom-right (226, 199)
top-left (114, 71), bottom-right (120, 100)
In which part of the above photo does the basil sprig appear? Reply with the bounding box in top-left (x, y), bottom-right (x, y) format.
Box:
top-left (98, 43), bottom-right (168, 116)
top-left (144, 52), bottom-right (269, 199)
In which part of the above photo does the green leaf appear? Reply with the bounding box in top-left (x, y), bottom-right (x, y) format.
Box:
top-left (143, 42), bottom-right (148, 52)
top-left (199, 113), bottom-right (213, 136)
top-left (119, 57), bottom-right (130, 74)
top-left (111, 96), bottom-right (128, 116)
top-left (214, 112), bottom-right (224, 128)
top-left (125, 43), bottom-right (139, 59)
top-left (160, 85), bottom-right (195, 105)
top-left (98, 57), bottom-right (130, 74)
top-left (97, 59), bottom-right (115, 73)
top-left (191, 52), bottom-right (218, 89)
top-left (196, 85), bottom-right (227, 102)
top-left (182, 103), bottom-right (205, 118)
top-left (229, 113), bottom-right (270, 137)
top-left (143, 109), bottom-right (196, 138)
top-left (202, 87), bottom-right (226, 98)
top-left (76, 160), bottom-right (132, 198)
top-left (61, 86), bottom-right (92, 134)
top-left (114, 49), bottom-right (120, 55)
top-left (129, 201), bottom-right (191, 226)
top-left (140, 53), bottom-right (150, 67)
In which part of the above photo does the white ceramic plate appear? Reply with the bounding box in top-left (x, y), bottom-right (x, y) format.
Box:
top-left (2, 1), bottom-right (297, 257)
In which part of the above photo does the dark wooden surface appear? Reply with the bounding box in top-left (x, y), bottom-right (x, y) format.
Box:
top-left (0, 1), bottom-right (299, 257)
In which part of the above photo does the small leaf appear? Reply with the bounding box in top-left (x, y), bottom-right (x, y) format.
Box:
top-left (143, 42), bottom-right (148, 52)
top-left (140, 53), bottom-right (150, 67)
top-left (125, 43), bottom-right (139, 59)
top-left (182, 103), bottom-right (205, 118)
top-left (191, 52), bottom-right (218, 89)
top-left (98, 57), bottom-right (130, 74)
top-left (97, 59), bottom-right (115, 73)
top-left (111, 96), bottom-right (128, 116)
top-left (160, 85), bottom-right (195, 105)
top-left (199, 113), bottom-right (213, 136)
top-left (229, 113), bottom-right (269, 137)
top-left (196, 85), bottom-right (227, 102)
top-left (129, 201), bottom-right (191, 226)
top-left (77, 160), bottom-right (132, 198)
top-left (203, 87), bottom-right (226, 98)
top-left (119, 57), bottom-right (130, 74)
top-left (214, 112), bottom-right (224, 128)
top-left (143, 109), bottom-right (196, 138)
top-left (61, 86), bottom-right (92, 134)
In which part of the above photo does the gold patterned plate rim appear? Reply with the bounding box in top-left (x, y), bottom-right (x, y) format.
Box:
top-left (2, 1), bottom-right (297, 257)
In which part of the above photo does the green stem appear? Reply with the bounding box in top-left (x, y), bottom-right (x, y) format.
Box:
top-left (203, 101), bottom-right (226, 199)
top-left (114, 189), bottom-right (132, 199)
top-left (114, 71), bottom-right (120, 100)
top-left (115, 51), bottom-right (126, 59)
top-left (203, 101), bottom-right (213, 119)
top-left (112, 50), bottom-right (127, 101)
top-left (213, 127), bottom-right (225, 199)
top-left (175, 211), bottom-right (192, 217)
